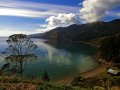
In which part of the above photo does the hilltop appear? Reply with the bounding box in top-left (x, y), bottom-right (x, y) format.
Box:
top-left (30, 19), bottom-right (120, 44)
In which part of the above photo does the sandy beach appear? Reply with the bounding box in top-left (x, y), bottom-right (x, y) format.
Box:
top-left (53, 65), bottom-right (106, 85)
top-left (80, 65), bottom-right (106, 78)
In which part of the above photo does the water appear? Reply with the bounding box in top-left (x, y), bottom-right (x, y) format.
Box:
top-left (0, 37), bottom-right (99, 81)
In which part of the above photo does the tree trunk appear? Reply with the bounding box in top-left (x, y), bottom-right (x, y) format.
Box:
top-left (20, 62), bottom-right (23, 77)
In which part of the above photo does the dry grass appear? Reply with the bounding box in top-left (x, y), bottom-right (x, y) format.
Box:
top-left (0, 83), bottom-right (36, 90)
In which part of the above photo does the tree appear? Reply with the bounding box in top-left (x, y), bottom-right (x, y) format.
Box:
top-left (3, 34), bottom-right (38, 76)
top-left (99, 35), bottom-right (120, 63)
top-left (42, 70), bottom-right (50, 82)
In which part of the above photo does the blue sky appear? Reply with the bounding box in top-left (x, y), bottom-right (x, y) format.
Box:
top-left (0, 0), bottom-right (120, 36)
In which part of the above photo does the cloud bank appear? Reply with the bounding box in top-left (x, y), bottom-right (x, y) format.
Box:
top-left (38, 13), bottom-right (80, 32)
top-left (39, 0), bottom-right (120, 32)
top-left (0, 0), bottom-right (120, 36)
top-left (80, 0), bottom-right (120, 22)
top-left (46, 13), bottom-right (80, 27)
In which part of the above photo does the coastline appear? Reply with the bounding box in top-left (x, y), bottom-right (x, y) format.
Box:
top-left (53, 64), bottom-right (106, 85)
top-left (80, 65), bottom-right (106, 78)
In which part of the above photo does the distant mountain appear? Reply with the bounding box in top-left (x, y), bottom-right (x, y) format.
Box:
top-left (42, 24), bottom-right (91, 40)
top-left (29, 33), bottom-right (44, 38)
top-left (30, 19), bottom-right (120, 42)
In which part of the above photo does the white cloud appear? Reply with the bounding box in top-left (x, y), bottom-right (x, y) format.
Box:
top-left (46, 13), bottom-right (80, 27)
top-left (80, 0), bottom-right (120, 22)
top-left (0, 8), bottom-right (58, 18)
top-left (38, 13), bottom-right (81, 32)
top-left (107, 11), bottom-right (120, 17)
top-left (0, 1), bottom-right (79, 13)
top-left (1, 0), bottom-right (120, 35)
top-left (0, 1), bottom-right (81, 36)
top-left (0, 28), bottom-right (38, 36)
top-left (37, 0), bottom-right (120, 33)
top-left (116, 13), bottom-right (120, 16)
top-left (0, 1), bottom-right (79, 18)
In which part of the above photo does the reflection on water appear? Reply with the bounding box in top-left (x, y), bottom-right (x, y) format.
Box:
top-left (0, 38), bottom-right (99, 80)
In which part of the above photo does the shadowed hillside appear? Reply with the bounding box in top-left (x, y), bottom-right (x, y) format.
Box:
top-left (30, 19), bottom-right (120, 43)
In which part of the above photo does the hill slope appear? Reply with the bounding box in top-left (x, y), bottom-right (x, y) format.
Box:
top-left (30, 19), bottom-right (120, 42)
top-left (73, 19), bottom-right (120, 41)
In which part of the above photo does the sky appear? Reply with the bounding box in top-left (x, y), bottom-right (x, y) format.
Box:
top-left (0, 0), bottom-right (120, 36)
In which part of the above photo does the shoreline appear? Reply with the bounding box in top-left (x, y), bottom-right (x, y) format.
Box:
top-left (80, 64), bottom-right (106, 78)
top-left (53, 64), bottom-right (106, 85)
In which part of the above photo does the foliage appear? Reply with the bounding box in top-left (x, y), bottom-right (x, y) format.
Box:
top-left (37, 84), bottom-right (73, 90)
top-left (34, 19), bottom-right (120, 42)
top-left (99, 34), bottom-right (120, 63)
top-left (2, 34), bottom-right (38, 76)
top-left (71, 74), bottom-right (120, 90)
top-left (0, 74), bottom-right (120, 90)
top-left (42, 70), bottom-right (50, 82)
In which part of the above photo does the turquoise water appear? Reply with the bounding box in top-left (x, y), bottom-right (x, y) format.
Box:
top-left (0, 38), bottom-right (99, 80)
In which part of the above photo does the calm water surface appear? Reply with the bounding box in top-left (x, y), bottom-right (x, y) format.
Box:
top-left (0, 37), bottom-right (99, 80)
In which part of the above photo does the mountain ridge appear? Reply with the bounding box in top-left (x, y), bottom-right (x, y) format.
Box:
top-left (30, 19), bottom-right (120, 42)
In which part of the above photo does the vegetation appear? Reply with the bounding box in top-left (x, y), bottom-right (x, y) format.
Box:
top-left (1, 34), bottom-right (38, 76)
top-left (42, 70), bottom-right (50, 82)
top-left (31, 19), bottom-right (120, 43)
top-left (98, 34), bottom-right (120, 63)
top-left (71, 71), bottom-right (120, 90)
top-left (0, 21), bottom-right (120, 89)
top-left (0, 73), bottom-right (120, 90)
top-left (73, 19), bottom-right (120, 42)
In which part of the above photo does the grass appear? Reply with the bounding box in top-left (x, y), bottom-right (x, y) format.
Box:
top-left (71, 67), bottom-right (120, 90)
top-left (0, 69), bottom-right (120, 90)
